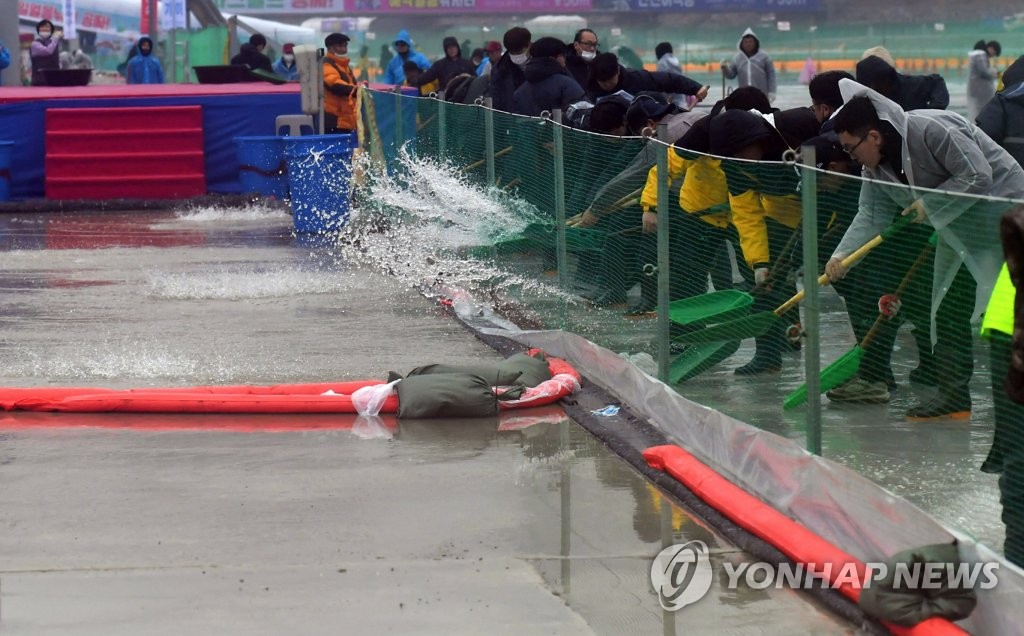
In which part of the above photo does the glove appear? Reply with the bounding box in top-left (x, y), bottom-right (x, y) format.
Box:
top-left (754, 266), bottom-right (770, 285)
top-left (768, 92), bottom-right (777, 103)
top-left (878, 293), bottom-right (902, 318)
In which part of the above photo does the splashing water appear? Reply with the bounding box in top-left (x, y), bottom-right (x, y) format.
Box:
top-left (167, 201), bottom-right (291, 225)
top-left (338, 146), bottom-right (577, 306)
top-left (149, 267), bottom-right (355, 301)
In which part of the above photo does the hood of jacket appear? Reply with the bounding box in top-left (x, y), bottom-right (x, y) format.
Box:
top-left (394, 30), bottom-right (414, 48)
top-left (523, 57), bottom-right (567, 84)
top-left (1003, 55), bottom-right (1024, 91)
top-left (709, 109), bottom-right (784, 157)
top-left (442, 36), bottom-right (461, 58)
top-left (394, 30), bottom-right (421, 59)
top-left (838, 78), bottom-right (915, 182)
top-left (138, 36), bottom-right (154, 57)
top-left (737, 28), bottom-right (760, 56)
top-left (855, 55), bottom-right (900, 99)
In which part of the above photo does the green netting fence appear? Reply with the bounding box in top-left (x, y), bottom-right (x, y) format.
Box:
top-left (356, 87), bottom-right (1024, 568)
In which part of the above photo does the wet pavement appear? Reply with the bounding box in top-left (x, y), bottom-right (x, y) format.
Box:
top-left (0, 207), bottom-right (854, 634)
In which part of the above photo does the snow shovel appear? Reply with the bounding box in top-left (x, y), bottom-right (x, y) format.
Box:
top-left (672, 214), bottom-right (913, 346)
top-left (669, 339), bottom-right (742, 384)
top-left (783, 233), bottom-right (936, 409)
top-left (666, 218), bottom-right (847, 329)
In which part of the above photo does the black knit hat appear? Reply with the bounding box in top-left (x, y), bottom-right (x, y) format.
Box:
top-left (530, 37), bottom-right (565, 60)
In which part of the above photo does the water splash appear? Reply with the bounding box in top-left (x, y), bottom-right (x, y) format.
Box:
top-left (338, 146), bottom-right (576, 306)
top-left (168, 201), bottom-right (291, 225)
top-left (148, 267), bottom-right (354, 300)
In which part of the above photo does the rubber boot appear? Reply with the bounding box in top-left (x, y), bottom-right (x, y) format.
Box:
top-left (735, 322), bottom-right (784, 376)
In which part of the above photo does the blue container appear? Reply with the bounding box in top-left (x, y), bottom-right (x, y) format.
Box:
top-left (235, 136), bottom-right (289, 199)
top-left (285, 133), bottom-right (355, 233)
top-left (0, 141), bottom-right (13, 202)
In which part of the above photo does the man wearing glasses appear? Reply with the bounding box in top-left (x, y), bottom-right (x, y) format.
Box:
top-left (566, 29), bottom-right (599, 89)
top-left (826, 79), bottom-right (1024, 420)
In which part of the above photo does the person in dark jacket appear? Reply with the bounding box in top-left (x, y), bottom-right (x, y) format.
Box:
top-left (415, 36), bottom-right (476, 92)
top-left (512, 37), bottom-right (585, 119)
top-left (710, 108), bottom-right (818, 374)
top-left (489, 26), bottom-right (530, 113)
top-left (586, 52), bottom-right (708, 105)
top-left (809, 70), bottom-right (855, 133)
top-left (855, 54), bottom-right (949, 111)
top-left (976, 55), bottom-right (1024, 167)
top-left (565, 29), bottom-right (598, 89)
top-left (30, 19), bottom-right (62, 86)
top-left (231, 33), bottom-right (273, 73)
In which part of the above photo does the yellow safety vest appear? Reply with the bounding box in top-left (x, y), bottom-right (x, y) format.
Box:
top-left (981, 264), bottom-right (1015, 338)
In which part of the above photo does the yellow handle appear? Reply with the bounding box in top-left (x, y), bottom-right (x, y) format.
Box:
top-left (775, 233), bottom-right (885, 316)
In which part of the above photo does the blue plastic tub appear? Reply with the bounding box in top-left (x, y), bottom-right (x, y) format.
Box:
top-left (235, 136), bottom-right (288, 199)
top-left (0, 141), bottom-right (13, 202)
top-left (284, 133), bottom-right (355, 233)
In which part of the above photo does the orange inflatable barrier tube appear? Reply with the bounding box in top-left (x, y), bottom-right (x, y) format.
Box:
top-left (0, 351), bottom-right (579, 415)
top-left (643, 445), bottom-right (967, 636)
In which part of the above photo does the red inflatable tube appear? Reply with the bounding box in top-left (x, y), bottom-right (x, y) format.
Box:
top-left (0, 351), bottom-right (579, 415)
top-left (643, 445), bottom-right (967, 636)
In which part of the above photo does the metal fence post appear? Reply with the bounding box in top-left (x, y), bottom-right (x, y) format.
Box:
top-left (656, 125), bottom-right (671, 384)
top-left (552, 110), bottom-right (568, 292)
top-left (437, 91), bottom-right (446, 158)
top-left (484, 97), bottom-right (496, 187)
top-left (800, 144), bottom-right (822, 455)
top-left (394, 86), bottom-right (404, 152)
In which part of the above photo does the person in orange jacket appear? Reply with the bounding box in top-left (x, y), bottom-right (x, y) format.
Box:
top-left (323, 33), bottom-right (358, 134)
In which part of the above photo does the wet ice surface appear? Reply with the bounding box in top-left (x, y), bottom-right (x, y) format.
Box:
top-left (0, 205), bottom-right (852, 634)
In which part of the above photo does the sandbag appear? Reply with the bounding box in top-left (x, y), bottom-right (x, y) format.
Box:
top-left (396, 373), bottom-right (498, 419)
top-left (858, 543), bottom-right (978, 626)
top-left (405, 352), bottom-right (552, 388)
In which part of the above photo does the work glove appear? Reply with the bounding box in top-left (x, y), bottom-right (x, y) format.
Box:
top-left (754, 266), bottom-right (770, 286)
top-left (878, 293), bottom-right (902, 318)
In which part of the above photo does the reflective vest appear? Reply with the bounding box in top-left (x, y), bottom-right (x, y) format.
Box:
top-left (981, 263), bottom-right (1015, 338)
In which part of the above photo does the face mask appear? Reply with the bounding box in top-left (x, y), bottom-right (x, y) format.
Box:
top-left (580, 50), bottom-right (596, 62)
top-left (39, 31), bottom-right (52, 38)
top-left (510, 53), bottom-right (529, 67)
top-left (283, 54), bottom-right (294, 63)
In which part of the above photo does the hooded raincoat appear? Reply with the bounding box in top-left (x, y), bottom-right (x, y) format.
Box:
top-left (126, 37), bottom-right (165, 84)
top-left (831, 78), bottom-right (1024, 340)
top-left (721, 28), bottom-right (776, 101)
top-left (382, 30), bottom-right (430, 85)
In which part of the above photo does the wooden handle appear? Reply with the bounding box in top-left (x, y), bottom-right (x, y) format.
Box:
top-left (774, 233), bottom-right (887, 316)
top-left (860, 240), bottom-right (935, 348)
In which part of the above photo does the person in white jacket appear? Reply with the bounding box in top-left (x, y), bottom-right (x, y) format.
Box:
top-left (721, 28), bottom-right (777, 103)
top-left (826, 79), bottom-right (1024, 420)
top-left (967, 39), bottom-right (1000, 121)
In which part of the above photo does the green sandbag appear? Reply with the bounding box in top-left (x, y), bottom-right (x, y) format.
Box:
top-left (396, 373), bottom-right (498, 419)
top-left (406, 352), bottom-right (552, 388)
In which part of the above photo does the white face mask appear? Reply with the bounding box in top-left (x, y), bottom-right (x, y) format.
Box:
top-left (510, 53), bottom-right (529, 67)
top-left (580, 50), bottom-right (596, 62)
top-left (39, 31), bottom-right (52, 38)
top-left (283, 54), bottom-right (294, 63)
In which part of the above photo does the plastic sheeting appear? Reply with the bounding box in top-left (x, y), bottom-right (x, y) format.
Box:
top-left (430, 282), bottom-right (1024, 635)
